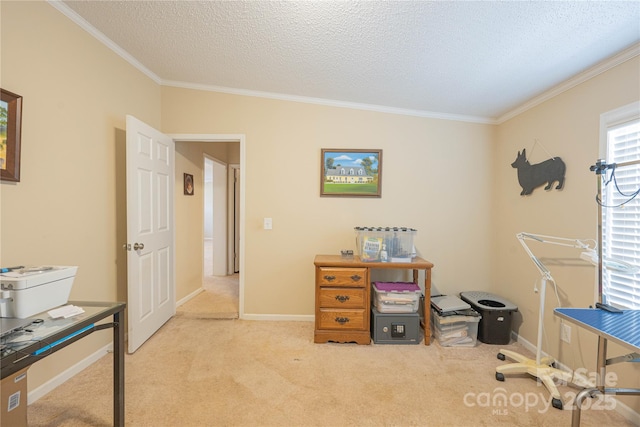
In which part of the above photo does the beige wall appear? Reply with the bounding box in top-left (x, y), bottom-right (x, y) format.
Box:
top-left (494, 56), bottom-right (640, 412)
top-left (161, 87), bottom-right (496, 315)
top-left (1, 0), bottom-right (638, 416)
top-left (0, 2), bottom-right (161, 391)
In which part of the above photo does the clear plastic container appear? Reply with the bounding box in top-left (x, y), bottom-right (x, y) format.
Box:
top-left (354, 227), bottom-right (416, 262)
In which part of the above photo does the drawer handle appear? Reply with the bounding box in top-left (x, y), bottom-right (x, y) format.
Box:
top-left (323, 275), bottom-right (336, 282)
top-left (335, 295), bottom-right (350, 303)
top-left (335, 317), bottom-right (350, 325)
top-left (350, 274), bottom-right (362, 282)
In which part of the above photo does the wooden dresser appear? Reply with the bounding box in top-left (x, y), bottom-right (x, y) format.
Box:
top-left (314, 255), bottom-right (434, 345)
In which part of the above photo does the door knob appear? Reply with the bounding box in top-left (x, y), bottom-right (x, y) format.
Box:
top-left (133, 243), bottom-right (145, 250)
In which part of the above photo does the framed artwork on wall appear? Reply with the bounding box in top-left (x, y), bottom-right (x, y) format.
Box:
top-left (0, 89), bottom-right (23, 182)
top-left (320, 149), bottom-right (382, 197)
top-left (184, 173), bottom-right (194, 195)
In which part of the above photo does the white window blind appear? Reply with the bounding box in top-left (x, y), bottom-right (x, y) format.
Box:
top-left (602, 119), bottom-right (640, 309)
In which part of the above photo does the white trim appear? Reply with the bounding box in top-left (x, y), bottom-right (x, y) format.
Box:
top-left (599, 101), bottom-right (640, 157)
top-left (498, 43), bottom-right (640, 124)
top-left (168, 134), bottom-right (245, 142)
top-left (161, 80), bottom-right (494, 125)
top-left (598, 104), bottom-right (640, 308)
top-left (27, 343), bottom-right (112, 404)
top-left (176, 287), bottom-right (205, 307)
top-left (241, 314), bottom-right (315, 322)
top-left (169, 134), bottom-right (246, 319)
top-left (47, 1), bottom-right (161, 84)
top-left (48, 1), bottom-right (639, 125)
top-left (228, 163), bottom-right (240, 275)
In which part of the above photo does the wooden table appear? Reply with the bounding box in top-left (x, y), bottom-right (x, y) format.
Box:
top-left (314, 255), bottom-right (434, 345)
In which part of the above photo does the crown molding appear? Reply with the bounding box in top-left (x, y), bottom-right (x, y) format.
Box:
top-left (161, 80), bottom-right (495, 125)
top-left (497, 42), bottom-right (640, 124)
top-left (47, 0), bottom-right (162, 85)
top-left (48, 0), bottom-right (493, 125)
top-left (49, 0), bottom-right (637, 127)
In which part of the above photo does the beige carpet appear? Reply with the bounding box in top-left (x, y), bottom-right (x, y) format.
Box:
top-left (176, 274), bottom-right (239, 320)
top-left (27, 317), bottom-right (634, 427)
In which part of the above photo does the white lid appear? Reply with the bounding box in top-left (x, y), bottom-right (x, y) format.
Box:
top-left (0, 266), bottom-right (78, 290)
top-left (460, 291), bottom-right (518, 311)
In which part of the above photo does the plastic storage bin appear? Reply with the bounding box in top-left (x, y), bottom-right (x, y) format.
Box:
top-left (460, 291), bottom-right (518, 345)
top-left (431, 308), bottom-right (481, 347)
top-left (372, 282), bottom-right (421, 313)
top-left (354, 227), bottom-right (417, 262)
top-left (0, 266), bottom-right (78, 318)
top-left (371, 308), bottom-right (421, 344)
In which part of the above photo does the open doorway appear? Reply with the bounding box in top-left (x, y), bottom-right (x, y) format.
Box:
top-left (171, 134), bottom-right (244, 319)
top-left (199, 153), bottom-right (240, 318)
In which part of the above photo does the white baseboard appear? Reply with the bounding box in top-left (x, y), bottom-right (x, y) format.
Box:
top-left (176, 287), bottom-right (205, 307)
top-left (27, 343), bottom-right (112, 404)
top-left (240, 313), bottom-right (314, 322)
top-left (511, 331), bottom-right (640, 425)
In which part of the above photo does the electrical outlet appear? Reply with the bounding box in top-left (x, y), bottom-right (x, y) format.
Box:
top-left (561, 324), bottom-right (571, 343)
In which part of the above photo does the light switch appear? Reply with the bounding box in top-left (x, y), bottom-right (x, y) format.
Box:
top-left (263, 217), bottom-right (272, 230)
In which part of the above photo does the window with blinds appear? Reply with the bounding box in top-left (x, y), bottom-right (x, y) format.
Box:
top-left (601, 118), bottom-right (640, 309)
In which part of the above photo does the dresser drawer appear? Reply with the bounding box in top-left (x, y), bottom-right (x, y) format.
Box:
top-left (317, 267), bottom-right (367, 287)
top-left (318, 287), bottom-right (366, 309)
top-left (318, 309), bottom-right (366, 330)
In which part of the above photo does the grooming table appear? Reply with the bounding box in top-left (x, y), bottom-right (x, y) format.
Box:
top-left (554, 308), bottom-right (640, 427)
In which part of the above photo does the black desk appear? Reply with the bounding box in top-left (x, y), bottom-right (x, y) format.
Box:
top-left (554, 308), bottom-right (640, 427)
top-left (1, 301), bottom-right (126, 426)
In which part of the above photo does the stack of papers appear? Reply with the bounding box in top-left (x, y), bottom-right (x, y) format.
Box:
top-left (47, 304), bottom-right (85, 319)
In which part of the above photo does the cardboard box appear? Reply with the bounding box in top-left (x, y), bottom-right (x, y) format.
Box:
top-left (1, 367), bottom-right (28, 427)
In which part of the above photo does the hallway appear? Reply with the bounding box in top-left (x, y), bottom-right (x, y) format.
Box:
top-left (176, 239), bottom-right (239, 319)
top-left (176, 274), bottom-right (239, 319)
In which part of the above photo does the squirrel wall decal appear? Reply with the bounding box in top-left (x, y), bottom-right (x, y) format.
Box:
top-left (511, 149), bottom-right (566, 196)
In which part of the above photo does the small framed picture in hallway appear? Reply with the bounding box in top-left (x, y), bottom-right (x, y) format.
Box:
top-left (184, 173), bottom-right (194, 195)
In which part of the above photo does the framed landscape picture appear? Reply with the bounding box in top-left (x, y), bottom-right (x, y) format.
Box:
top-left (320, 149), bottom-right (382, 197)
top-left (0, 89), bottom-right (23, 182)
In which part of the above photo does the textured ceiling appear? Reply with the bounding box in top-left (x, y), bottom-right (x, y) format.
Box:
top-left (56, 1), bottom-right (640, 123)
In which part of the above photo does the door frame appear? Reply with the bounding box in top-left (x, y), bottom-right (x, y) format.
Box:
top-left (228, 163), bottom-right (240, 274)
top-left (169, 134), bottom-right (245, 318)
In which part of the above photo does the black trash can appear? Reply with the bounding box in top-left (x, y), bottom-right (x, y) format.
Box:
top-left (459, 291), bottom-right (518, 345)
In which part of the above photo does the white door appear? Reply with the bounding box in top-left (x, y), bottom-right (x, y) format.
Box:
top-left (212, 159), bottom-right (227, 276)
top-left (126, 115), bottom-right (175, 353)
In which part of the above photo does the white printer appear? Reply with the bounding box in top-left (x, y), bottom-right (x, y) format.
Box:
top-left (0, 266), bottom-right (78, 318)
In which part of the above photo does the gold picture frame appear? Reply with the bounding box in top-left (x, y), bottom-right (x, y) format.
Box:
top-left (0, 89), bottom-right (23, 182)
top-left (320, 149), bottom-right (382, 197)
